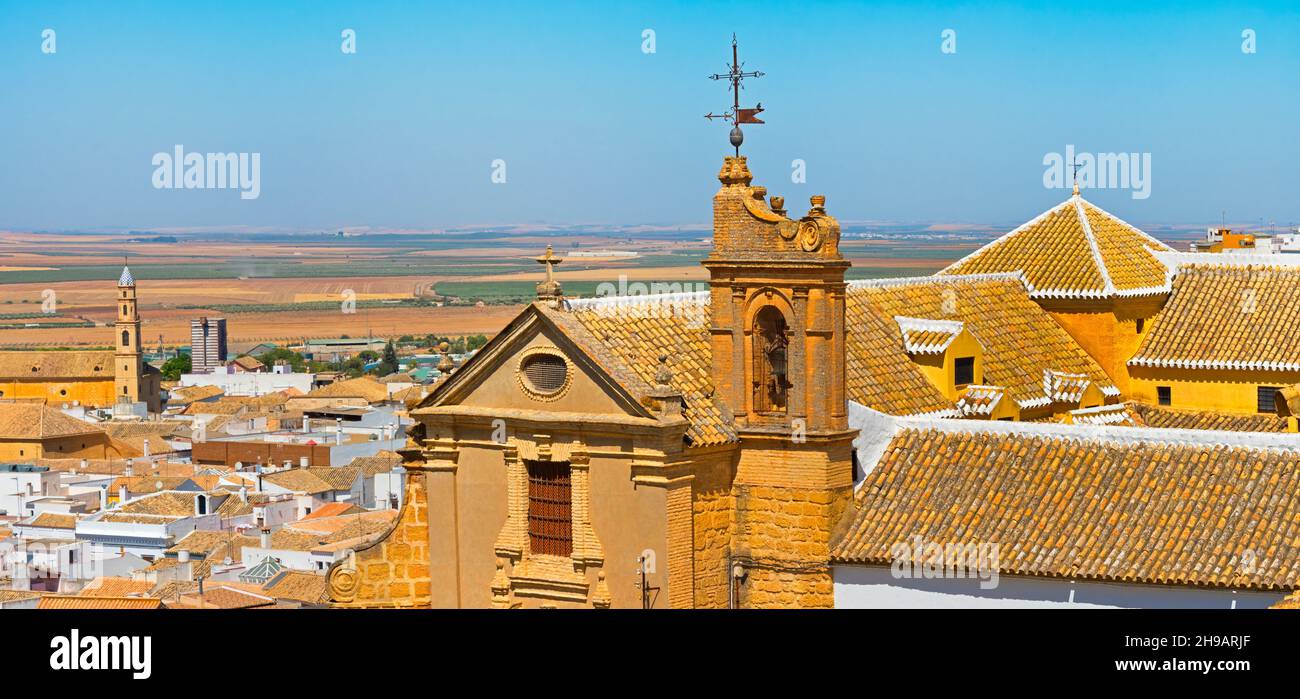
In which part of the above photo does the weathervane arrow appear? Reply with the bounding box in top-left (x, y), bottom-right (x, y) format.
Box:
top-left (706, 35), bottom-right (765, 155)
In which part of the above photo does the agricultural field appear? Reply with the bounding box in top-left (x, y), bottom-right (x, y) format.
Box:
top-left (1, 222), bottom-right (1122, 349)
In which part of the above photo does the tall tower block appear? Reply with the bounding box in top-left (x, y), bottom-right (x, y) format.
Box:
top-left (704, 156), bottom-right (857, 607)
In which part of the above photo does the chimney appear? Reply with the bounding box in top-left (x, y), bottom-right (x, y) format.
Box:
top-left (260, 527), bottom-right (271, 548)
top-left (177, 549), bottom-right (192, 582)
top-left (79, 458), bottom-right (88, 471)
top-left (143, 439), bottom-right (150, 459)
top-left (238, 486), bottom-right (247, 503)
top-left (124, 459), bottom-right (134, 477)
top-left (99, 485), bottom-right (107, 511)
top-left (335, 417), bottom-right (343, 445)
top-left (300, 456), bottom-right (309, 468)
top-left (118, 484), bottom-right (128, 506)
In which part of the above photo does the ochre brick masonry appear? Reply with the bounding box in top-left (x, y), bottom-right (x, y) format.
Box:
top-left (328, 470), bottom-right (432, 608)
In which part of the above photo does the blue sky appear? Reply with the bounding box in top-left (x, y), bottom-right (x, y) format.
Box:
top-left (1, 1), bottom-right (1298, 231)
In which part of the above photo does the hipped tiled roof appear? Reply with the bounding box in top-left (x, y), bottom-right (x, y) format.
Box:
top-left (939, 195), bottom-right (1172, 298)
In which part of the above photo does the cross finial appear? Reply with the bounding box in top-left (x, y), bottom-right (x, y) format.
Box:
top-left (705, 35), bottom-right (765, 155)
top-left (535, 245), bottom-right (563, 304)
top-left (1069, 158), bottom-right (1083, 196)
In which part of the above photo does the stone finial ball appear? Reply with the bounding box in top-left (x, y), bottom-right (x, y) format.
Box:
top-left (730, 126), bottom-right (744, 148)
top-left (439, 341), bottom-right (450, 353)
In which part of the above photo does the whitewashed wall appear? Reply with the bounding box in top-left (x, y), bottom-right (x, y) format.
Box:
top-left (833, 565), bottom-right (1285, 609)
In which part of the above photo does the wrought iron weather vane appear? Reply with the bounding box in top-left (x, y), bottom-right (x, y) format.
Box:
top-left (705, 34), bottom-right (765, 155)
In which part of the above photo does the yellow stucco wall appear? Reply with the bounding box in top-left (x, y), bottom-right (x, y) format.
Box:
top-left (0, 379), bottom-right (118, 407)
top-left (1130, 366), bottom-right (1300, 416)
top-left (1044, 296), bottom-right (1165, 395)
top-left (0, 433), bottom-right (121, 461)
top-left (911, 330), bottom-right (984, 401)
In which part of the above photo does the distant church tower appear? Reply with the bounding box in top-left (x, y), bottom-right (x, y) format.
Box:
top-left (705, 156), bottom-right (857, 607)
top-left (114, 264), bottom-right (144, 406)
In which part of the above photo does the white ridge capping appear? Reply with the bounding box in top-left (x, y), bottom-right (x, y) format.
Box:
top-left (1073, 198), bottom-right (1116, 294)
top-left (564, 289), bottom-right (709, 310)
top-left (847, 400), bottom-right (1300, 489)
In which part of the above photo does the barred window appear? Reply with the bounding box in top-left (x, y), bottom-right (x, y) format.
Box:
top-left (521, 354), bottom-right (568, 394)
top-left (1257, 386), bottom-right (1282, 414)
top-left (1157, 386), bottom-right (1171, 406)
top-left (527, 461), bottom-right (572, 557)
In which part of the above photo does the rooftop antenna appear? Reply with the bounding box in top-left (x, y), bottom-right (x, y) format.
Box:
top-left (705, 34), bottom-right (765, 156)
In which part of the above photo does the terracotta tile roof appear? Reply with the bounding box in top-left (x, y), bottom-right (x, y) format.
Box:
top-left (0, 589), bottom-right (42, 603)
top-left (1273, 590), bottom-right (1300, 609)
top-left (169, 586), bottom-right (274, 609)
top-left (1065, 403), bottom-right (1140, 426)
top-left (213, 494), bottom-right (254, 518)
top-left (393, 384), bottom-right (425, 406)
top-left (562, 293), bottom-right (738, 446)
top-left (118, 490), bottom-right (200, 517)
top-left (166, 530), bottom-right (260, 562)
top-left (306, 377), bottom-right (389, 404)
top-left (231, 356), bottom-right (265, 371)
top-left (1130, 264), bottom-right (1300, 371)
top-left (167, 384), bottom-right (224, 405)
top-left (78, 577), bottom-right (157, 597)
top-left (182, 398), bottom-right (250, 416)
top-left (939, 195), bottom-right (1172, 298)
top-left (347, 450), bottom-right (402, 477)
top-left (267, 510), bottom-right (399, 551)
top-left (1129, 402), bottom-right (1292, 432)
top-left (102, 421), bottom-right (192, 440)
top-left (110, 475), bottom-right (194, 494)
top-left (261, 570), bottom-right (330, 604)
top-left (834, 424), bottom-right (1300, 590)
top-left (894, 317), bottom-right (965, 355)
top-left (301, 502), bottom-right (363, 519)
top-left (0, 404), bottom-right (105, 440)
top-left (953, 386), bottom-right (1004, 417)
top-left (0, 350), bottom-right (115, 379)
top-left (848, 274), bottom-right (1117, 411)
top-left (261, 467), bottom-right (358, 494)
top-left (38, 595), bottom-right (164, 609)
top-left (845, 291), bottom-right (955, 416)
top-left (25, 512), bottom-right (77, 529)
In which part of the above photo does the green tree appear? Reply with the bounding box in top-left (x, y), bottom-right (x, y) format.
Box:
top-left (161, 354), bottom-right (191, 380)
top-left (377, 339), bottom-right (400, 376)
top-left (260, 347), bottom-right (308, 372)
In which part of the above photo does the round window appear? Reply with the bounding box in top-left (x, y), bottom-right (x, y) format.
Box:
top-left (521, 353), bottom-right (568, 393)
top-left (516, 350), bottom-right (572, 401)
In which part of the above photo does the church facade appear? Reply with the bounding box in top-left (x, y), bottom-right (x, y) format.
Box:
top-left (0, 266), bottom-right (161, 414)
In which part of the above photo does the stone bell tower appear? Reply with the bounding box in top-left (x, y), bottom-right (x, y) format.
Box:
top-left (114, 264), bottom-right (144, 407)
top-left (704, 155), bottom-right (857, 608)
